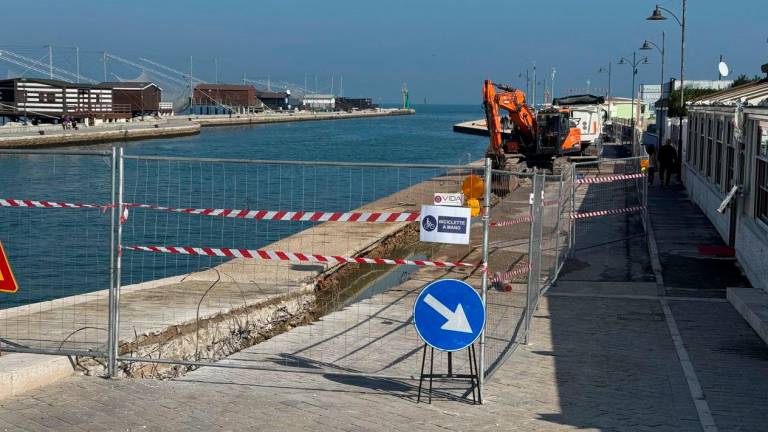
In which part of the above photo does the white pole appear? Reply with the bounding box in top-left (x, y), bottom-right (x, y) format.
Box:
top-left (48, 45), bottom-right (53, 79)
top-left (75, 47), bottom-right (80, 83)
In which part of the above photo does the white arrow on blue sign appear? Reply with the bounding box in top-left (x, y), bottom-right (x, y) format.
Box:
top-left (413, 279), bottom-right (486, 352)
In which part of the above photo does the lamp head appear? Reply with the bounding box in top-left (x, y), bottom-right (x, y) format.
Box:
top-left (642, 57), bottom-right (650, 64)
top-left (647, 5), bottom-right (667, 21)
top-left (640, 41), bottom-right (653, 50)
top-left (618, 58), bottom-right (626, 65)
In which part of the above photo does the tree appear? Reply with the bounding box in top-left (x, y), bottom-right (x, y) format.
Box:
top-left (667, 88), bottom-right (721, 117)
top-left (730, 74), bottom-right (761, 88)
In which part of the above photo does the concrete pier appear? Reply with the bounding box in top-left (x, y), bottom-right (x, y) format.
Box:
top-left (0, 120), bottom-right (200, 148)
top-left (0, 109), bottom-right (415, 149)
top-left (190, 108), bottom-right (415, 127)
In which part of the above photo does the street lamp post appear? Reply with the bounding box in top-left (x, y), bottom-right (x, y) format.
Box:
top-left (640, 31), bottom-right (666, 142)
top-left (518, 70), bottom-right (531, 97)
top-left (597, 62), bottom-right (612, 99)
top-left (618, 52), bottom-right (649, 152)
top-left (648, 1), bottom-right (686, 161)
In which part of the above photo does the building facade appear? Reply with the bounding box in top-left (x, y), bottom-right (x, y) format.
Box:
top-left (301, 94), bottom-right (335, 111)
top-left (683, 78), bottom-right (768, 291)
top-left (335, 97), bottom-right (377, 111)
top-left (99, 82), bottom-right (162, 116)
top-left (0, 78), bottom-right (129, 121)
top-left (255, 90), bottom-right (290, 110)
top-left (193, 84), bottom-right (258, 109)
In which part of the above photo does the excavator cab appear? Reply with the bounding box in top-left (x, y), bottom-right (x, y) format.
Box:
top-left (535, 109), bottom-right (582, 157)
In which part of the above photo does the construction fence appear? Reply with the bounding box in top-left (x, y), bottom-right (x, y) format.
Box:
top-left (0, 148), bottom-right (647, 401)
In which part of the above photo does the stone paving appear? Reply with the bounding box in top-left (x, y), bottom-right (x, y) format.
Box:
top-left (0, 293), bottom-right (709, 432)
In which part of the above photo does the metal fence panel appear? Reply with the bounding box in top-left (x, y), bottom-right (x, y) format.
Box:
top-left (482, 169), bottom-right (534, 377)
top-left (114, 155), bottom-right (487, 380)
top-left (0, 150), bottom-right (114, 356)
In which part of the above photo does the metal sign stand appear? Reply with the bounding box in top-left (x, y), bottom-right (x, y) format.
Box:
top-left (416, 343), bottom-right (481, 405)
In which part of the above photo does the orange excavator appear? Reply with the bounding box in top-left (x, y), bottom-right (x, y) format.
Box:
top-left (483, 80), bottom-right (581, 168)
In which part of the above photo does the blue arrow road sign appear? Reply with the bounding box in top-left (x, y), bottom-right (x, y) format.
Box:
top-left (413, 279), bottom-right (486, 352)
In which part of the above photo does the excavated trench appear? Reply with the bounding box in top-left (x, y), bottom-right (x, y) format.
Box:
top-left (91, 222), bottom-right (428, 379)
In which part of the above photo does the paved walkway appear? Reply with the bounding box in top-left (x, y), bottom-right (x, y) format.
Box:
top-left (1, 172), bottom-right (767, 431)
top-left (647, 182), bottom-right (751, 296)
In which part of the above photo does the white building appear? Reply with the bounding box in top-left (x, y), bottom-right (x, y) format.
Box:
top-left (683, 76), bottom-right (768, 291)
top-left (302, 94), bottom-right (335, 111)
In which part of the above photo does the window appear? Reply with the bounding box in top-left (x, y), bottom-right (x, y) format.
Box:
top-left (726, 120), bottom-right (735, 191)
top-left (715, 118), bottom-right (723, 186)
top-left (706, 118), bottom-right (714, 177)
top-left (39, 92), bottom-right (55, 103)
top-left (698, 116), bottom-right (705, 171)
top-left (756, 121), bottom-right (768, 224)
top-left (687, 115), bottom-right (695, 162)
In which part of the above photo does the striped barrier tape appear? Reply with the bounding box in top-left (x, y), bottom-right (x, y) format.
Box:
top-left (489, 262), bottom-right (532, 283)
top-left (0, 198), bottom-right (419, 224)
top-left (124, 245), bottom-right (478, 268)
top-left (571, 205), bottom-right (645, 220)
top-left (0, 198), bottom-right (109, 211)
top-left (575, 173), bottom-right (645, 184)
top-left (490, 214), bottom-right (533, 227)
top-left (124, 204), bottom-right (420, 223)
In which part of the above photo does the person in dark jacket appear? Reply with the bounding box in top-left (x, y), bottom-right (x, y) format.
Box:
top-left (658, 139), bottom-right (678, 187)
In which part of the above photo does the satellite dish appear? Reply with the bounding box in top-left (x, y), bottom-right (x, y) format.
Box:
top-left (718, 61), bottom-right (730, 77)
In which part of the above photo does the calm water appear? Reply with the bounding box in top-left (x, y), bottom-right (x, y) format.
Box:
top-left (0, 105), bottom-right (486, 308)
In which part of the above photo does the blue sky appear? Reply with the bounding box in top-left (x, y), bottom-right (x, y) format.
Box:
top-left (0, 0), bottom-right (766, 104)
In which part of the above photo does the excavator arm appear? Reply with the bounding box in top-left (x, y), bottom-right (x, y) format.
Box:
top-left (482, 80), bottom-right (505, 168)
top-left (482, 80), bottom-right (538, 168)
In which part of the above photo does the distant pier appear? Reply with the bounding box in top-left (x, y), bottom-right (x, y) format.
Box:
top-left (0, 108), bottom-right (415, 148)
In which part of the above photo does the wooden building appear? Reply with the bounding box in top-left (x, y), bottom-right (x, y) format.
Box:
top-left (0, 78), bottom-right (130, 121)
top-left (193, 84), bottom-right (257, 108)
top-left (98, 82), bottom-right (162, 116)
top-left (336, 97), bottom-right (378, 111)
top-left (255, 90), bottom-right (290, 110)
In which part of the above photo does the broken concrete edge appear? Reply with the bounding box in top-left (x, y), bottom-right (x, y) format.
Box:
top-left (727, 287), bottom-right (768, 346)
top-left (110, 222), bottom-right (422, 379)
top-left (0, 353), bottom-right (75, 400)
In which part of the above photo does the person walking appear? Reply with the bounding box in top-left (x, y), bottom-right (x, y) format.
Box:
top-left (646, 145), bottom-right (658, 185)
top-left (658, 138), bottom-right (678, 187)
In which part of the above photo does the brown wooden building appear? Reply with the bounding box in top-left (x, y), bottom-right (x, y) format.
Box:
top-left (193, 84), bottom-right (257, 108)
top-left (0, 78), bottom-right (130, 121)
top-left (98, 82), bottom-right (162, 115)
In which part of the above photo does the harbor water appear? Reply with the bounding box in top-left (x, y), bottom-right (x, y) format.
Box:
top-left (0, 105), bottom-right (486, 308)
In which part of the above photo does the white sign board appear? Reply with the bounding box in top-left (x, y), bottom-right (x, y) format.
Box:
top-left (419, 205), bottom-right (471, 245)
top-left (433, 193), bottom-right (464, 207)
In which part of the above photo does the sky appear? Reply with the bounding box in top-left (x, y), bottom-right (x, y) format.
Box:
top-left (0, 0), bottom-right (766, 104)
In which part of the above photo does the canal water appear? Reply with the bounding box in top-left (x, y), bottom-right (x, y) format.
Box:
top-left (0, 105), bottom-right (486, 308)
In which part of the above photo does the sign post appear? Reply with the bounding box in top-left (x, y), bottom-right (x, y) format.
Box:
top-left (413, 279), bottom-right (486, 404)
top-left (0, 241), bottom-right (18, 294)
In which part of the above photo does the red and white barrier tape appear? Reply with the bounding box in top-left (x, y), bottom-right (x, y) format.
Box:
top-left (571, 205), bottom-right (645, 220)
top-left (489, 262), bottom-right (532, 283)
top-left (124, 245), bottom-right (478, 268)
top-left (490, 214), bottom-right (533, 227)
top-left (0, 198), bottom-right (109, 211)
top-left (124, 204), bottom-right (419, 223)
top-left (575, 173), bottom-right (645, 184)
top-left (0, 198), bottom-right (419, 224)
